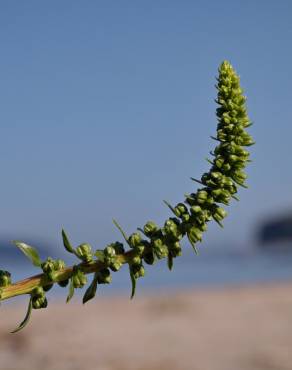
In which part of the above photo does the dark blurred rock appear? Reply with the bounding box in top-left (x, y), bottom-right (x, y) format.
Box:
top-left (258, 213), bottom-right (292, 251)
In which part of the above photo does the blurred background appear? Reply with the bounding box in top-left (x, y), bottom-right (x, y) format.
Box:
top-left (0, 1), bottom-right (292, 370)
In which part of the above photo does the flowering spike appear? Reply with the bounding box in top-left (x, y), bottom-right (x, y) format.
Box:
top-left (0, 61), bottom-right (253, 332)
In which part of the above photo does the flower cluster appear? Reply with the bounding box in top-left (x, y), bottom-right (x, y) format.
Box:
top-left (0, 61), bottom-right (253, 332)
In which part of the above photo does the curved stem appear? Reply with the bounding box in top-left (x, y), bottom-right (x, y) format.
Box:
top-left (0, 250), bottom-right (134, 301)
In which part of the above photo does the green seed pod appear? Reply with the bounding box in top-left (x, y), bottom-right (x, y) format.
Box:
top-left (0, 270), bottom-right (11, 287)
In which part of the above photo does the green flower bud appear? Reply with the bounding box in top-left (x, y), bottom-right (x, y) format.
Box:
top-left (34, 286), bottom-right (45, 297)
top-left (188, 227), bottom-right (202, 244)
top-left (212, 206), bottom-right (227, 222)
top-left (31, 286), bottom-right (48, 310)
top-left (104, 245), bottom-right (116, 257)
top-left (169, 241), bottom-right (182, 257)
top-left (174, 203), bottom-right (188, 217)
top-left (76, 243), bottom-right (93, 263)
top-left (143, 221), bottom-right (159, 237)
top-left (111, 242), bottom-right (125, 254)
top-left (197, 190), bottom-right (208, 204)
top-left (0, 270), bottom-right (11, 287)
top-left (132, 255), bottom-right (142, 265)
top-left (109, 261), bottom-right (123, 272)
top-left (211, 188), bottom-right (231, 204)
top-left (128, 232), bottom-right (142, 248)
top-left (232, 170), bottom-right (247, 185)
top-left (164, 218), bottom-right (181, 240)
top-left (72, 268), bottom-right (87, 288)
top-left (131, 264), bottom-right (145, 279)
top-left (181, 213), bottom-right (190, 222)
top-left (32, 296), bottom-right (48, 309)
top-left (54, 259), bottom-right (66, 270)
top-left (41, 257), bottom-right (55, 273)
top-left (153, 239), bottom-right (168, 259)
top-left (41, 258), bottom-right (65, 282)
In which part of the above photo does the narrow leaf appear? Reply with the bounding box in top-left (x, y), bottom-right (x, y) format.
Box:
top-left (137, 227), bottom-right (147, 236)
top-left (62, 229), bottom-right (75, 254)
top-left (190, 177), bottom-right (203, 185)
top-left (213, 219), bottom-right (224, 228)
top-left (130, 270), bottom-right (136, 299)
top-left (167, 254), bottom-right (173, 271)
top-left (113, 219), bottom-right (129, 245)
top-left (83, 272), bottom-right (98, 304)
top-left (66, 277), bottom-right (75, 303)
top-left (163, 200), bottom-right (176, 215)
top-left (187, 237), bottom-right (199, 255)
top-left (11, 298), bottom-right (33, 333)
top-left (13, 241), bottom-right (42, 267)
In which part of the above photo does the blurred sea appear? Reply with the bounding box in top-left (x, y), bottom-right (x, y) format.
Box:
top-left (2, 242), bottom-right (292, 298)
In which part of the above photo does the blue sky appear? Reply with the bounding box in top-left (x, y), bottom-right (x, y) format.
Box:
top-left (0, 1), bottom-right (291, 253)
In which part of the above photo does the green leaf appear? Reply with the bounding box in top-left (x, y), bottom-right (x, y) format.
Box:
top-left (190, 177), bottom-right (203, 185)
top-left (167, 254), bottom-right (173, 271)
top-left (66, 277), bottom-right (75, 303)
top-left (11, 297), bottom-right (33, 333)
top-left (130, 270), bottom-right (136, 299)
top-left (13, 241), bottom-right (42, 267)
top-left (163, 200), bottom-right (176, 215)
top-left (83, 272), bottom-right (98, 304)
top-left (62, 229), bottom-right (75, 254)
top-left (187, 237), bottom-right (199, 255)
top-left (113, 219), bottom-right (129, 245)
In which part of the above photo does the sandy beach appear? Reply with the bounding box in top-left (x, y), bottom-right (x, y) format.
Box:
top-left (1, 282), bottom-right (292, 370)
